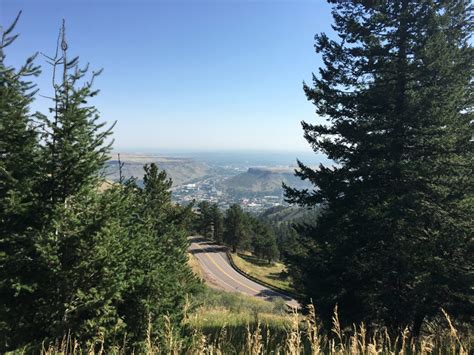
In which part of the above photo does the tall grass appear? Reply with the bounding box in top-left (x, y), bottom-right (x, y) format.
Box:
top-left (18, 301), bottom-right (471, 354)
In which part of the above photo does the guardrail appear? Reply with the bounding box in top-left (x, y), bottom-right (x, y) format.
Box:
top-left (225, 251), bottom-right (301, 301)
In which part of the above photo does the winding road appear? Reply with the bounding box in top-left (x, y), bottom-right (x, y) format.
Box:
top-left (189, 236), bottom-right (298, 307)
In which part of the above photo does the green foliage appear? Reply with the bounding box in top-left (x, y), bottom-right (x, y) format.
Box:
top-left (119, 163), bottom-right (198, 346)
top-left (224, 204), bottom-right (251, 253)
top-left (210, 203), bottom-right (224, 243)
top-left (285, 0), bottom-right (473, 333)
top-left (0, 17), bottom-right (196, 352)
top-left (249, 219), bottom-right (279, 263)
top-left (258, 206), bottom-right (320, 262)
top-left (35, 187), bottom-right (129, 341)
top-left (195, 201), bottom-right (224, 243)
top-left (196, 203), bottom-right (280, 261)
top-left (35, 24), bottom-right (113, 209)
top-left (195, 201), bottom-right (213, 238)
top-left (0, 12), bottom-right (46, 349)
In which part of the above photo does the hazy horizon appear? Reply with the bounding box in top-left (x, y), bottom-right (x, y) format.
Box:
top-left (111, 147), bottom-right (330, 167)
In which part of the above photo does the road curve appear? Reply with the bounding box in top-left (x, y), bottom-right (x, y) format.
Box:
top-left (189, 236), bottom-right (298, 307)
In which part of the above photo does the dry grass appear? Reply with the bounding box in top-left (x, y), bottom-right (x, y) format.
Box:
top-left (96, 179), bottom-right (115, 192)
top-left (24, 302), bottom-right (471, 355)
top-left (188, 253), bottom-right (205, 282)
top-left (231, 253), bottom-right (294, 293)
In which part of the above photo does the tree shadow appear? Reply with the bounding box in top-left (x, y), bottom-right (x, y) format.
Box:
top-left (188, 236), bottom-right (228, 254)
top-left (267, 271), bottom-right (287, 281)
top-left (256, 289), bottom-right (292, 302)
top-left (189, 245), bottom-right (228, 254)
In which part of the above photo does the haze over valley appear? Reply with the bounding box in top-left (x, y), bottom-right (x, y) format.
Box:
top-left (106, 150), bottom-right (322, 212)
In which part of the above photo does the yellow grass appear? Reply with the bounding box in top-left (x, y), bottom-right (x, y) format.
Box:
top-left (188, 253), bottom-right (205, 281)
top-left (231, 253), bottom-right (294, 293)
top-left (31, 302), bottom-right (472, 354)
top-left (12, 256), bottom-right (473, 354)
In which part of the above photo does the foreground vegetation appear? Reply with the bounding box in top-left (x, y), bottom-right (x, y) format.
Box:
top-left (185, 257), bottom-right (471, 354)
top-left (0, 16), bottom-right (196, 352)
top-left (13, 293), bottom-right (472, 354)
top-left (173, 303), bottom-right (473, 354)
top-left (283, 0), bottom-right (473, 334)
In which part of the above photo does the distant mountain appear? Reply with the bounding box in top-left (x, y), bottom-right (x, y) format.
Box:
top-left (106, 153), bottom-right (216, 186)
top-left (220, 167), bottom-right (311, 196)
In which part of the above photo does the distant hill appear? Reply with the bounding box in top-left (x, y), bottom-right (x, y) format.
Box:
top-left (259, 205), bottom-right (308, 222)
top-left (220, 167), bottom-right (311, 196)
top-left (259, 204), bottom-right (320, 224)
top-left (106, 153), bottom-right (215, 186)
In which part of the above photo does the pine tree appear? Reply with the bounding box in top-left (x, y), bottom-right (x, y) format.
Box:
top-left (196, 202), bottom-right (225, 242)
top-left (285, 0), bottom-right (473, 333)
top-left (196, 200), bottom-right (213, 238)
top-left (210, 203), bottom-right (224, 243)
top-left (0, 13), bottom-right (46, 350)
top-left (36, 21), bottom-right (113, 210)
top-left (29, 22), bottom-right (124, 344)
top-left (36, 186), bottom-right (129, 341)
top-left (224, 204), bottom-right (250, 252)
top-left (119, 163), bottom-right (197, 347)
top-left (0, 19), bottom-right (199, 350)
top-left (250, 220), bottom-right (279, 263)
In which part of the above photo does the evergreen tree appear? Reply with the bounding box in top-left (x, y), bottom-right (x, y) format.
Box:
top-left (0, 13), bottom-right (45, 349)
top-left (210, 203), bottom-right (224, 243)
top-left (195, 201), bottom-right (223, 242)
top-left (224, 204), bottom-right (250, 252)
top-left (196, 200), bottom-right (213, 238)
top-left (0, 18), bottom-right (198, 351)
top-left (119, 163), bottom-right (197, 347)
top-left (0, 12), bottom-right (41, 232)
top-left (27, 22), bottom-right (126, 344)
top-left (36, 21), bottom-right (113, 210)
top-left (274, 223), bottom-right (301, 263)
top-left (250, 220), bottom-right (279, 263)
top-left (35, 187), bottom-right (130, 341)
top-left (285, 0), bottom-right (473, 333)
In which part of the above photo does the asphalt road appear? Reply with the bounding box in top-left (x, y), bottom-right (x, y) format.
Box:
top-left (189, 236), bottom-right (298, 307)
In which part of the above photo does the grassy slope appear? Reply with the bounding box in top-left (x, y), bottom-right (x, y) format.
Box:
top-left (19, 254), bottom-right (472, 353)
top-left (186, 287), bottom-right (291, 353)
top-left (188, 252), bottom-right (205, 282)
top-left (231, 253), bottom-right (294, 293)
top-left (187, 253), bottom-right (291, 352)
top-left (187, 252), bottom-right (288, 323)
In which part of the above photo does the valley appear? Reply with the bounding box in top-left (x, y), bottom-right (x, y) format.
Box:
top-left (106, 152), bottom-right (314, 212)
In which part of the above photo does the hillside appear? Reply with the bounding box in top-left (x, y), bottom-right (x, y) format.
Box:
top-left (259, 205), bottom-right (313, 222)
top-left (106, 153), bottom-right (215, 186)
top-left (220, 167), bottom-right (311, 196)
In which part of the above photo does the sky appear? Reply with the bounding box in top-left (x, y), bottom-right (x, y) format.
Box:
top-left (2, 0), bottom-right (334, 153)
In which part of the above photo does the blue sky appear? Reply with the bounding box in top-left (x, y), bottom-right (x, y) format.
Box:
top-left (2, 0), bottom-right (334, 152)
